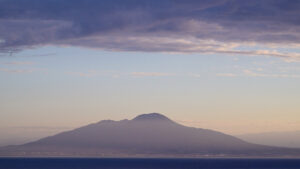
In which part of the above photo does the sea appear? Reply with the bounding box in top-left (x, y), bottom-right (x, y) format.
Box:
top-left (0, 158), bottom-right (300, 169)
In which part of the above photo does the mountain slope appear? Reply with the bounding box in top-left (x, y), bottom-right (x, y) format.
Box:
top-left (1, 113), bottom-right (300, 157)
top-left (237, 131), bottom-right (300, 148)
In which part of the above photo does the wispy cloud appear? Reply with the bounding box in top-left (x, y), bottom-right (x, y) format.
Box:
top-left (215, 68), bottom-right (300, 79)
top-left (3, 61), bottom-right (35, 65)
top-left (66, 70), bottom-right (98, 77)
top-left (65, 69), bottom-right (300, 79)
top-left (243, 69), bottom-right (300, 78)
top-left (65, 70), bottom-right (121, 78)
top-left (0, 68), bottom-right (34, 74)
top-left (65, 70), bottom-right (204, 79)
top-left (216, 73), bottom-right (237, 77)
top-left (130, 72), bottom-right (176, 77)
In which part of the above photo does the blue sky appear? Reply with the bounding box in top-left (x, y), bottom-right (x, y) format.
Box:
top-left (1, 45), bottom-right (299, 136)
top-left (0, 0), bottom-right (300, 146)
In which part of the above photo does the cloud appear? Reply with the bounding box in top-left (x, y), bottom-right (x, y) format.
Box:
top-left (65, 70), bottom-right (122, 78)
top-left (65, 70), bottom-right (205, 78)
top-left (243, 69), bottom-right (300, 78)
top-left (215, 67), bottom-right (300, 79)
top-left (66, 70), bottom-right (98, 77)
top-left (131, 72), bottom-right (175, 77)
top-left (3, 61), bottom-right (35, 65)
top-left (0, 0), bottom-right (300, 60)
top-left (216, 73), bottom-right (237, 77)
top-left (0, 68), bottom-right (34, 73)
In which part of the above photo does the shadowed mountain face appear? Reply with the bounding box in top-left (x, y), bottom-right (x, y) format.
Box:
top-left (1, 113), bottom-right (300, 157)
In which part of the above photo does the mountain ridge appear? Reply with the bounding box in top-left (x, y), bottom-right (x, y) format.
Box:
top-left (1, 113), bottom-right (300, 157)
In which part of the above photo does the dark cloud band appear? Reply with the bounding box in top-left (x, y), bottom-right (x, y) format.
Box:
top-left (0, 0), bottom-right (300, 59)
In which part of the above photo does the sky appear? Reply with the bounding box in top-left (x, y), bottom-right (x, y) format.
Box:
top-left (0, 0), bottom-right (300, 146)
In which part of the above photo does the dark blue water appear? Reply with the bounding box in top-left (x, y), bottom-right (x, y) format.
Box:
top-left (1, 158), bottom-right (300, 169)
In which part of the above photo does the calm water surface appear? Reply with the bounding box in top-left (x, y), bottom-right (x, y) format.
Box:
top-left (0, 158), bottom-right (300, 169)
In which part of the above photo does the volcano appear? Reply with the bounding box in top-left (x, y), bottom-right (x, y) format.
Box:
top-left (1, 113), bottom-right (300, 157)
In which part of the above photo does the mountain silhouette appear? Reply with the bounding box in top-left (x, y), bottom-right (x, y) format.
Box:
top-left (237, 131), bottom-right (300, 148)
top-left (1, 113), bottom-right (300, 157)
